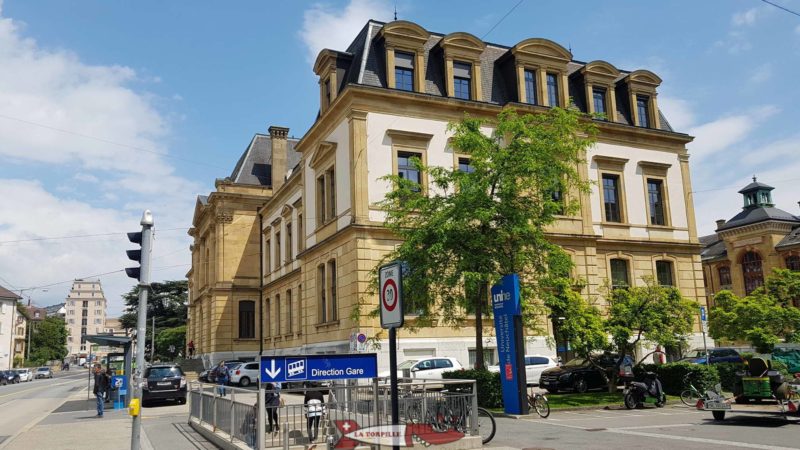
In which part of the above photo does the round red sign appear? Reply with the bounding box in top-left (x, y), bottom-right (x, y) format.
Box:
top-left (382, 278), bottom-right (398, 312)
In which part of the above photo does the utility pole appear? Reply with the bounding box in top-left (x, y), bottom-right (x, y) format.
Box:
top-left (125, 210), bottom-right (154, 450)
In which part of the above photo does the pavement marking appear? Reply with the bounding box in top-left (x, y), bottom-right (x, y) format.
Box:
top-left (0, 378), bottom-right (84, 399)
top-left (612, 423), bottom-right (694, 430)
top-left (606, 428), bottom-right (799, 450)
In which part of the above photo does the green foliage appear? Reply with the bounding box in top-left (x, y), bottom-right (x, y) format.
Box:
top-left (541, 274), bottom-right (607, 359)
top-left (121, 280), bottom-right (188, 359)
top-left (29, 316), bottom-right (68, 364)
top-left (606, 278), bottom-right (697, 367)
top-left (709, 270), bottom-right (800, 353)
top-left (13, 356), bottom-right (24, 368)
top-left (155, 325), bottom-right (186, 359)
top-left (367, 107), bottom-right (596, 367)
top-left (715, 362), bottom-right (741, 392)
top-left (442, 369), bottom-right (502, 408)
top-left (636, 362), bottom-right (720, 396)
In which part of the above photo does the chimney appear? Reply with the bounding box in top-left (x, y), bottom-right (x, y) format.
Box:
top-left (715, 219), bottom-right (726, 230)
top-left (268, 126), bottom-right (289, 191)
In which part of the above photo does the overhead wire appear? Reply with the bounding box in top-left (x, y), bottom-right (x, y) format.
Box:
top-left (759, 0), bottom-right (800, 17)
top-left (481, 0), bottom-right (525, 40)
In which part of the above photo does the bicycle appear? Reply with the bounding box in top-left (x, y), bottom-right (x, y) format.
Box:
top-left (527, 389), bottom-right (550, 418)
top-left (431, 390), bottom-right (496, 444)
top-left (679, 375), bottom-right (703, 407)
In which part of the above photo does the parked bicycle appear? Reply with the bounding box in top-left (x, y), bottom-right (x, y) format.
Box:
top-left (411, 389), bottom-right (496, 444)
top-left (680, 374), bottom-right (703, 407)
top-left (527, 389), bottom-right (550, 418)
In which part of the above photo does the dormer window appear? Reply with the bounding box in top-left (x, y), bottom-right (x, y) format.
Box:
top-left (394, 51), bottom-right (415, 91)
top-left (546, 73), bottom-right (559, 107)
top-left (524, 69), bottom-right (537, 104)
top-left (453, 62), bottom-right (472, 100)
top-left (636, 95), bottom-right (650, 128)
top-left (505, 39), bottom-right (572, 108)
top-left (592, 88), bottom-right (607, 117)
top-left (622, 70), bottom-right (662, 130)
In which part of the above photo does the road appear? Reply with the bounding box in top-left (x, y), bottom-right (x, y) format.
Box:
top-left (0, 369), bottom-right (89, 447)
top-left (490, 404), bottom-right (800, 450)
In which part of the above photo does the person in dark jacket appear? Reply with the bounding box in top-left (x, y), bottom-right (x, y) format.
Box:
top-left (303, 384), bottom-right (326, 443)
top-left (265, 382), bottom-right (281, 432)
top-left (93, 364), bottom-right (110, 417)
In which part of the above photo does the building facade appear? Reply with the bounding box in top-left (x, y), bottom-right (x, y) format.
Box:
top-left (188, 20), bottom-right (708, 370)
top-left (0, 285), bottom-right (22, 369)
top-left (64, 279), bottom-right (107, 357)
top-left (701, 179), bottom-right (800, 303)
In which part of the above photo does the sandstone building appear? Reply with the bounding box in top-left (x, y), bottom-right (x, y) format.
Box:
top-left (187, 20), bottom-right (709, 370)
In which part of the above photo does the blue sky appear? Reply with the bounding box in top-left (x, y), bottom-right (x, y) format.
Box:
top-left (0, 0), bottom-right (799, 314)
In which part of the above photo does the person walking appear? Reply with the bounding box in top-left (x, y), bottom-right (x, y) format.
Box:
top-left (265, 382), bottom-right (281, 433)
top-left (93, 364), bottom-right (110, 417)
top-left (188, 340), bottom-right (195, 359)
top-left (304, 383), bottom-right (326, 443)
top-left (216, 361), bottom-right (229, 397)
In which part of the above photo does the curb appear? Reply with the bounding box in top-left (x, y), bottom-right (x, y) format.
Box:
top-left (492, 399), bottom-right (687, 418)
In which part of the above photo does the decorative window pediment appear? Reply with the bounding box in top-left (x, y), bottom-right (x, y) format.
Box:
top-left (380, 21), bottom-right (430, 48)
top-left (380, 21), bottom-right (430, 93)
top-left (309, 141), bottom-right (337, 170)
top-left (581, 60), bottom-right (620, 83)
top-left (510, 38), bottom-right (572, 67)
top-left (508, 38), bottom-right (571, 108)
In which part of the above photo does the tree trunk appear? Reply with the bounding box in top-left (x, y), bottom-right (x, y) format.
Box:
top-left (474, 283), bottom-right (486, 370)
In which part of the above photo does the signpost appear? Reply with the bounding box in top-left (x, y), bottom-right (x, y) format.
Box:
top-left (491, 274), bottom-right (528, 415)
top-left (700, 306), bottom-right (709, 366)
top-left (379, 262), bottom-right (403, 450)
top-left (259, 354), bottom-right (378, 383)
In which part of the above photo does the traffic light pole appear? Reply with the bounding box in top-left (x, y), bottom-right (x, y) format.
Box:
top-left (130, 211), bottom-right (153, 450)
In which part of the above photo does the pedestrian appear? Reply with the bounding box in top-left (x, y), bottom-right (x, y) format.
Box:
top-left (215, 361), bottom-right (229, 397)
top-left (265, 382), bottom-right (281, 433)
top-left (93, 364), bottom-right (110, 417)
top-left (104, 368), bottom-right (114, 403)
top-left (304, 383), bottom-right (326, 443)
top-left (188, 340), bottom-right (195, 359)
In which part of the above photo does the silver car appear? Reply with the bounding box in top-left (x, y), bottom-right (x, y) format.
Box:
top-left (35, 367), bottom-right (53, 379)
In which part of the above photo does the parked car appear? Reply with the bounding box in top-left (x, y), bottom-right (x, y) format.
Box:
top-left (34, 367), bottom-right (53, 379)
top-left (16, 368), bottom-right (33, 382)
top-left (680, 348), bottom-right (743, 365)
top-left (1, 370), bottom-right (21, 384)
top-left (380, 357), bottom-right (464, 380)
top-left (539, 354), bottom-right (634, 394)
top-left (198, 369), bottom-right (210, 383)
top-left (488, 355), bottom-right (559, 386)
top-left (142, 364), bottom-right (187, 405)
top-left (230, 362), bottom-right (260, 387)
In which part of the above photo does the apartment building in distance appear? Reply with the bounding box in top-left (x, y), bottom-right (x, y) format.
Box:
top-left (187, 20), bottom-right (709, 370)
top-left (0, 285), bottom-right (22, 369)
top-left (64, 279), bottom-right (107, 357)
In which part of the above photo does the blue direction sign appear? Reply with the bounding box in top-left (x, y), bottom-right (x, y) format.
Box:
top-left (491, 274), bottom-right (527, 415)
top-left (700, 306), bottom-right (707, 322)
top-left (260, 353), bottom-right (378, 383)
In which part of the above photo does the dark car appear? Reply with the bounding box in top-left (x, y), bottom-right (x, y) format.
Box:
top-left (539, 354), bottom-right (634, 393)
top-left (198, 369), bottom-right (210, 383)
top-left (142, 364), bottom-right (187, 406)
top-left (679, 348), bottom-right (743, 365)
top-left (2, 370), bottom-right (21, 384)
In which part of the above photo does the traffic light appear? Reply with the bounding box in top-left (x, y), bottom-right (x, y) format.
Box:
top-left (125, 231), bottom-right (143, 280)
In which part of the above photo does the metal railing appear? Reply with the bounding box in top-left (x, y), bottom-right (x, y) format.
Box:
top-left (188, 377), bottom-right (478, 450)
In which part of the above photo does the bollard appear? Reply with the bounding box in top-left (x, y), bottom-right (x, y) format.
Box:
top-left (470, 380), bottom-right (479, 436)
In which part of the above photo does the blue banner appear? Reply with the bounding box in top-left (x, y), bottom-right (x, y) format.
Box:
top-left (492, 274), bottom-right (525, 414)
top-left (260, 353), bottom-right (378, 383)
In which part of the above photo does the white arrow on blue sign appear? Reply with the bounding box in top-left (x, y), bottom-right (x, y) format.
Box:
top-left (260, 354), bottom-right (378, 383)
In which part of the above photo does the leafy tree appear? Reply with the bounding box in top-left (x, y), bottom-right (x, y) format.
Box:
top-left (155, 325), bottom-right (186, 359)
top-left (29, 316), bottom-right (68, 364)
top-left (121, 280), bottom-right (187, 362)
top-left (371, 107), bottom-right (595, 369)
top-left (709, 269), bottom-right (800, 353)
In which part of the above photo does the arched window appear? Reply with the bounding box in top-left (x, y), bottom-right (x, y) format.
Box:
top-left (786, 255), bottom-right (800, 272)
top-left (741, 251), bottom-right (764, 295)
top-left (238, 300), bottom-right (255, 339)
top-left (718, 266), bottom-right (732, 287)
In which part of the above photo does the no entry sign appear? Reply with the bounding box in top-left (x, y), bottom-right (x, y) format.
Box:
top-left (379, 262), bottom-right (403, 329)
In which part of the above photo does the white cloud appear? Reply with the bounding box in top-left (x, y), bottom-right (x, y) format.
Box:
top-left (73, 173), bottom-right (99, 183)
top-left (658, 96), bottom-right (695, 131)
top-left (687, 105), bottom-right (779, 159)
top-left (732, 7), bottom-right (760, 26)
top-left (749, 63), bottom-right (772, 83)
top-left (795, 24), bottom-right (800, 34)
top-left (299, 0), bottom-right (392, 64)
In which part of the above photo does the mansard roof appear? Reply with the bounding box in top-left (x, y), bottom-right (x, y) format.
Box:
top-left (325, 20), bottom-right (677, 132)
top-left (717, 206), bottom-right (799, 232)
top-left (777, 226), bottom-right (800, 250)
top-left (229, 134), bottom-right (300, 186)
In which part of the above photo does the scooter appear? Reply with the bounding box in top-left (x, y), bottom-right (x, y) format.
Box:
top-left (624, 371), bottom-right (666, 409)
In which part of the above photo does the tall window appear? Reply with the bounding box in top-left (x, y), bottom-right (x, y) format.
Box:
top-left (264, 298), bottom-right (271, 337)
top-left (238, 300), bottom-right (255, 339)
top-left (453, 62), bottom-right (471, 100)
top-left (297, 213), bottom-right (304, 252)
top-left (718, 266), bottom-right (732, 287)
top-left (274, 230), bottom-right (281, 268)
top-left (742, 251), bottom-right (764, 294)
top-left (264, 238), bottom-right (271, 274)
top-left (524, 69), bottom-right (536, 104)
top-left (636, 95), bottom-right (650, 128)
top-left (602, 174), bottom-right (622, 222)
top-left (787, 256), bottom-right (800, 271)
top-left (610, 259), bottom-right (630, 289)
top-left (546, 73), bottom-right (559, 107)
top-left (317, 264), bottom-right (327, 323)
top-left (286, 289), bottom-right (293, 334)
top-left (592, 88), bottom-right (606, 117)
top-left (328, 259), bottom-right (338, 321)
top-left (316, 175), bottom-right (326, 225)
top-left (395, 51), bottom-right (414, 91)
top-left (398, 152), bottom-right (422, 191)
top-left (458, 157), bottom-right (474, 173)
top-left (285, 221), bottom-right (293, 263)
top-left (656, 261), bottom-right (674, 286)
top-left (275, 294), bottom-right (281, 335)
top-left (327, 168), bottom-right (336, 220)
top-left (647, 179), bottom-right (666, 225)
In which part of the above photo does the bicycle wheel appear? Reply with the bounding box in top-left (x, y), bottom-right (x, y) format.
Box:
top-left (405, 400), bottom-right (422, 424)
top-left (533, 395), bottom-right (550, 418)
top-left (680, 389), bottom-right (700, 407)
top-left (477, 407), bottom-right (496, 444)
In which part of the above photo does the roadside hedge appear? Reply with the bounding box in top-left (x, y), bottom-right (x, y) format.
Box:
top-left (634, 362), bottom-right (719, 395)
top-left (442, 369), bottom-right (503, 408)
top-left (715, 362), bottom-right (741, 392)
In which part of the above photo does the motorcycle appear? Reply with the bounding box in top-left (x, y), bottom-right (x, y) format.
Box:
top-left (624, 371), bottom-right (666, 409)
